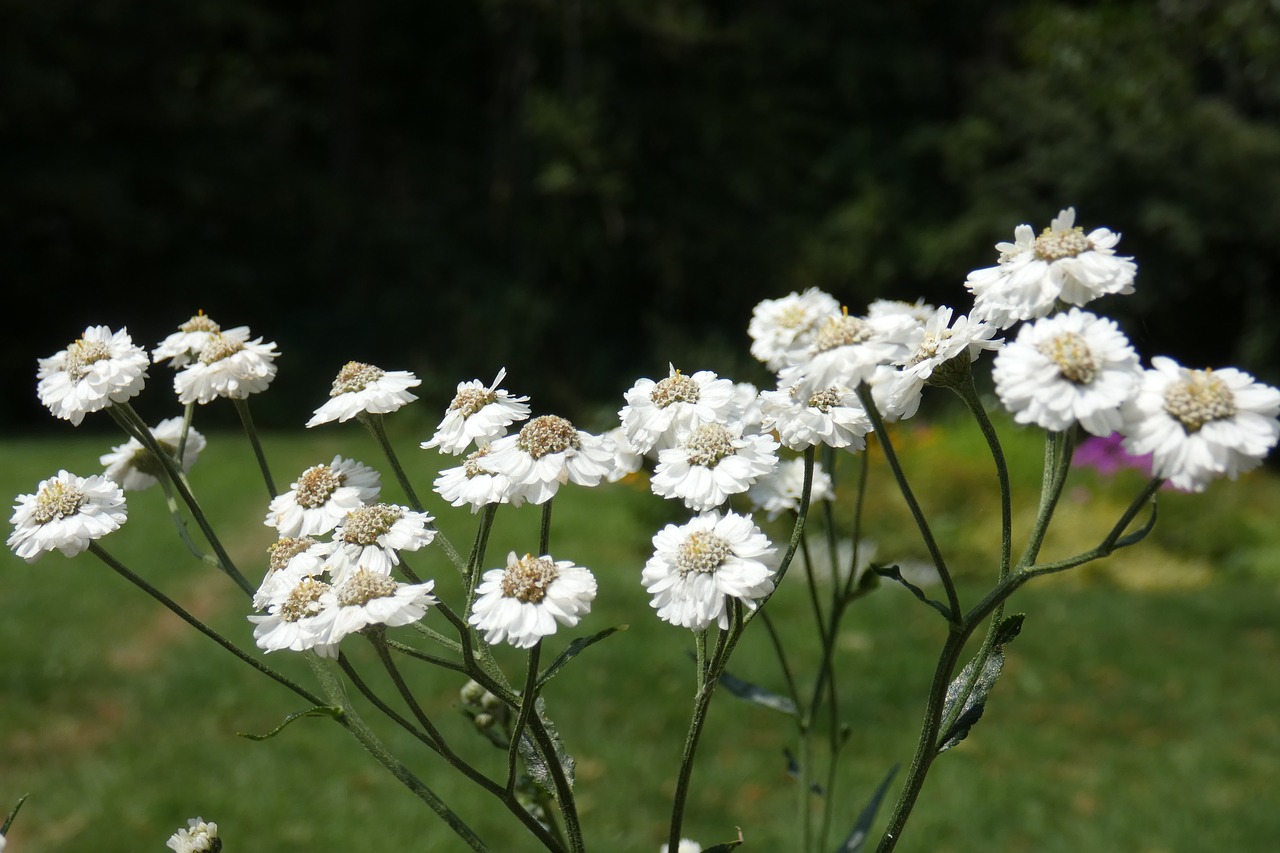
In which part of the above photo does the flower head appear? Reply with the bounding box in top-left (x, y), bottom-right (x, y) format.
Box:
top-left (469, 552), bottom-right (597, 648)
top-left (37, 325), bottom-right (149, 425)
top-left (650, 422), bottom-right (779, 512)
top-left (248, 574), bottom-right (339, 657)
top-left (152, 311), bottom-right (224, 368)
top-left (483, 415), bottom-right (615, 506)
top-left (307, 361), bottom-right (421, 427)
top-left (747, 456), bottom-right (835, 520)
top-left (748, 288), bottom-right (842, 372)
top-left (9, 470), bottom-right (127, 562)
top-left (992, 308), bottom-right (1141, 435)
top-left (966, 207), bottom-right (1137, 329)
top-left (174, 327), bottom-right (279, 404)
top-left (322, 502), bottom-right (437, 583)
top-left (887, 306), bottom-right (1002, 410)
top-left (777, 309), bottom-right (918, 397)
top-left (100, 416), bottom-right (207, 491)
top-left (265, 456), bottom-right (382, 538)
top-left (421, 368), bottom-right (531, 454)
top-left (166, 816), bottom-right (221, 853)
top-left (433, 446), bottom-right (514, 511)
top-left (325, 569), bottom-right (437, 644)
top-left (620, 366), bottom-right (740, 454)
top-left (642, 510), bottom-right (777, 631)
top-left (758, 382), bottom-right (871, 451)
top-left (1121, 357), bottom-right (1280, 492)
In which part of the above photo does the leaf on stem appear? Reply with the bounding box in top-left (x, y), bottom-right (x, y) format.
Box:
top-left (784, 748), bottom-right (825, 795)
top-left (238, 705), bottom-right (345, 740)
top-left (536, 625), bottom-right (627, 690)
top-left (518, 697), bottom-right (576, 794)
top-left (834, 764), bottom-right (899, 853)
top-left (703, 827), bottom-right (745, 852)
top-left (3, 792), bottom-right (29, 835)
top-left (871, 564), bottom-right (952, 619)
top-left (937, 614), bottom-right (1025, 753)
top-left (719, 668), bottom-right (799, 717)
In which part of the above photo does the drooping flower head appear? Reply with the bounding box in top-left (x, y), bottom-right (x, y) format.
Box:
top-left (264, 456), bottom-right (382, 538)
top-left (650, 421), bottom-right (779, 512)
top-left (992, 308), bottom-right (1141, 436)
top-left (37, 325), bottom-right (149, 425)
top-left (307, 361), bottom-right (421, 427)
top-left (1121, 357), bottom-right (1280, 492)
top-left (966, 207), bottom-right (1137, 329)
top-left (174, 326), bottom-right (279, 405)
top-left (619, 365), bottom-right (740, 454)
top-left (152, 311), bottom-right (223, 368)
top-left (483, 415), bottom-right (615, 506)
top-left (8, 470), bottom-right (128, 562)
top-left (100, 416), bottom-right (207, 491)
top-left (642, 510), bottom-right (777, 631)
top-left (421, 368), bottom-right (531, 455)
top-left (469, 552), bottom-right (598, 648)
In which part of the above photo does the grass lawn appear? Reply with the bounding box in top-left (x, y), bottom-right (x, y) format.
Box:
top-left (2, 410), bottom-right (1278, 852)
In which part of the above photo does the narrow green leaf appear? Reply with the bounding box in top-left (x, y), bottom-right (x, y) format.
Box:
top-left (518, 697), bottom-right (575, 794)
top-left (3, 793), bottom-right (29, 835)
top-left (784, 748), bottom-right (825, 795)
top-left (537, 625), bottom-right (626, 690)
top-left (1116, 500), bottom-right (1159, 549)
top-left (835, 764), bottom-right (899, 852)
top-left (703, 827), bottom-right (745, 851)
top-left (239, 705), bottom-right (345, 741)
top-left (871, 564), bottom-right (951, 619)
top-left (720, 669), bottom-right (799, 717)
top-left (937, 614), bottom-right (1025, 753)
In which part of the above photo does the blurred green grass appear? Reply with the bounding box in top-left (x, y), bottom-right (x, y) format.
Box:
top-left (2, 409), bottom-right (1279, 852)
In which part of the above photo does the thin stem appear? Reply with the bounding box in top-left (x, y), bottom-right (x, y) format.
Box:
top-left (855, 384), bottom-right (961, 623)
top-left (1017, 429), bottom-right (1077, 570)
top-left (507, 641), bottom-right (544, 794)
top-left (232, 397), bottom-right (276, 498)
top-left (950, 375), bottom-right (1013, 579)
top-left (89, 543), bottom-right (321, 705)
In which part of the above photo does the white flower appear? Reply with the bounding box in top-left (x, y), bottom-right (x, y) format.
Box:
top-left (152, 311), bottom-right (223, 368)
top-left (166, 816), bottom-right (220, 853)
top-left (603, 425), bottom-right (646, 482)
top-left (886, 306), bottom-right (1003, 413)
top-left (254, 536), bottom-right (324, 610)
top-left (642, 510), bottom-right (777, 631)
top-left (265, 456), bottom-right (382, 538)
top-left (758, 381), bottom-right (871, 451)
top-left (469, 552), bottom-right (597, 649)
top-left (777, 310), bottom-right (918, 397)
top-left (748, 287), bottom-right (842, 371)
top-left (651, 422), bottom-right (779, 512)
top-left (99, 416), bottom-right (207, 491)
top-left (325, 569), bottom-right (437, 644)
top-left (747, 456), bottom-right (835, 520)
top-left (1121, 356), bottom-right (1280, 492)
top-left (867, 297), bottom-right (937, 323)
top-left (966, 207), bottom-right (1137, 329)
top-left (8, 470), bottom-right (127, 562)
top-left (660, 841), bottom-right (703, 853)
top-left (619, 366), bottom-right (740, 454)
top-left (174, 327), bottom-right (279, 404)
top-left (307, 361), bottom-right (421, 427)
top-left (992, 308), bottom-right (1141, 436)
top-left (484, 415), bottom-right (615, 506)
top-left (421, 368), bottom-right (531, 454)
top-left (433, 446), bottom-right (514, 511)
top-left (36, 325), bottom-right (149, 426)
top-left (248, 575), bottom-right (338, 657)
top-left (322, 503), bottom-right (437, 584)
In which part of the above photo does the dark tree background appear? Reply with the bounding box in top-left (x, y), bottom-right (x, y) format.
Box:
top-left (5, 0), bottom-right (1279, 432)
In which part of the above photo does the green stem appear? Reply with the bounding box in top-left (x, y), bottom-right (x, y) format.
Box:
top-left (232, 397), bottom-right (277, 498)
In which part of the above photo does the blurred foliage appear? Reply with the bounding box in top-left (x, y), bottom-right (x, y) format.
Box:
top-left (5, 0), bottom-right (1279, 431)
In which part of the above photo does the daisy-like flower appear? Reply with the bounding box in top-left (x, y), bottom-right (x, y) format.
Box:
top-left (253, 535), bottom-right (324, 610)
top-left (758, 381), bottom-right (871, 451)
top-left (747, 287), bottom-right (841, 372)
top-left (421, 368), bottom-right (531, 455)
top-left (484, 415), bottom-right (616, 506)
top-left (166, 816), bottom-right (221, 853)
top-left (469, 552), bottom-right (597, 649)
top-left (265, 456), bottom-right (381, 538)
top-left (650, 422), bottom-right (779, 512)
top-left (322, 502), bottom-right (436, 583)
top-left (886, 306), bottom-right (1002, 413)
top-left (433, 446), bottom-right (515, 511)
top-left (248, 574), bottom-right (338, 657)
top-left (99, 416), bottom-right (207, 491)
top-left (777, 309), bottom-right (919, 398)
top-left (152, 311), bottom-right (223, 368)
top-left (867, 297), bottom-right (937, 324)
top-left (603, 425), bottom-right (646, 482)
top-left (619, 366), bottom-right (740, 454)
top-left (1121, 356), bottom-right (1280, 492)
top-left (746, 456), bottom-right (835, 520)
top-left (307, 361), bottom-right (421, 427)
top-left (36, 325), bottom-right (149, 426)
top-left (8, 470), bottom-right (127, 562)
top-left (642, 510), bottom-right (777, 631)
top-left (174, 327), bottom-right (279, 405)
top-left (966, 207), bottom-right (1137, 329)
top-left (325, 568), bottom-right (437, 644)
top-left (992, 308), bottom-right (1141, 436)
